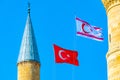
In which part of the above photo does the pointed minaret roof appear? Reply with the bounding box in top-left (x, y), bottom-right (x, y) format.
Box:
top-left (17, 3), bottom-right (40, 64)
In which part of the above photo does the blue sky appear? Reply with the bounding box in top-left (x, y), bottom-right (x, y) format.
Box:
top-left (0, 0), bottom-right (108, 80)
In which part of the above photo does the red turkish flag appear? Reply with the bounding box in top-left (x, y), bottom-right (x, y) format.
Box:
top-left (53, 44), bottom-right (79, 66)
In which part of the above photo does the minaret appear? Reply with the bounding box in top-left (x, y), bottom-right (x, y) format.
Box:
top-left (102, 0), bottom-right (120, 80)
top-left (17, 3), bottom-right (40, 80)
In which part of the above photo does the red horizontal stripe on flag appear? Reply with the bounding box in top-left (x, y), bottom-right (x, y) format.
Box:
top-left (77, 32), bottom-right (103, 41)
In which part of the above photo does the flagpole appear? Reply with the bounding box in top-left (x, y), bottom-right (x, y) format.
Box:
top-left (72, 15), bottom-right (77, 80)
top-left (52, 44), bottom-right (56, 80)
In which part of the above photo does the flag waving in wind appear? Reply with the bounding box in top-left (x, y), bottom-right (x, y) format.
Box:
top-left (53, 44), bottom-right (79, 66)
top-left (76, 17), bottom-right (104, 41)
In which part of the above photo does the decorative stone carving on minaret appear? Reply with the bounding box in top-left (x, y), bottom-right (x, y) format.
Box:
top-left (17, 3), bottom-right (40, 80)
top-left (102, 0), bottom-right (120, 80)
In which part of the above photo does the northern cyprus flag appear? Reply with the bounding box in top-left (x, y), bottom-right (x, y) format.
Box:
top-left (76, 17), bottom-right (103, 41)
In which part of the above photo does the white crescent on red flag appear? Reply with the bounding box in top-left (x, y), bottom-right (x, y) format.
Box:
top-left (53, 44), bottom-right (79, 66)
top-left (76, 17), bottom-right (104, 41)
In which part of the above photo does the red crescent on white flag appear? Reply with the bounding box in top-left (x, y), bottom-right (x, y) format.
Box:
top-left (82, 23), bottom-right (90, 33)
top-left (82, 23), bottom-right (93, 33)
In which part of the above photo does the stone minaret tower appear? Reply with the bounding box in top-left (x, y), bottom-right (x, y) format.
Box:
top-left (102, 0), bottom-right (120, 80)
top-left (17, 3), bottom-right (40, 80)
